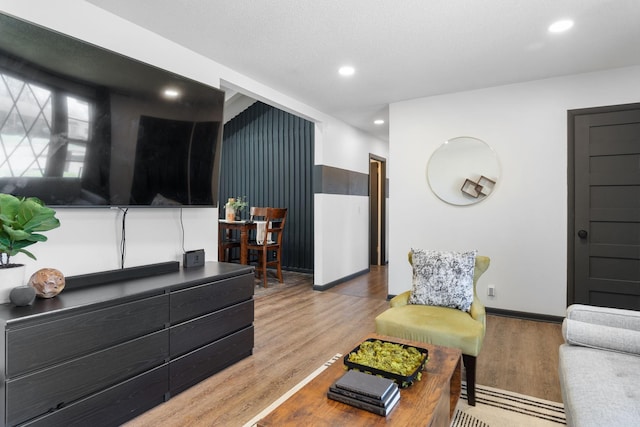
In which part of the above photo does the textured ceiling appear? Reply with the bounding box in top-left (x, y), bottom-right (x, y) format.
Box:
top-left (89, 0), bottom-right (640, 141)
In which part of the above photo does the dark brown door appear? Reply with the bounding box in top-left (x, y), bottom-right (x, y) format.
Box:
top-left (369, 156), bottom-right (386, 265)
top-left (568, 103), bottom-right (640, 309)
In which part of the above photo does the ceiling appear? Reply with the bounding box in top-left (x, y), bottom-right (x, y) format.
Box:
top-left (88, 0), bottom-right (640, 141)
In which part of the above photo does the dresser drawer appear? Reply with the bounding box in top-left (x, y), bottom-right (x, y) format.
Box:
top-left (170, 299), bottom-right (254, 358)
top-left (169, 326), bottom-right (253, 396)
top-left (6, 294), bottom-right (169, 378)
top-left (6, 330), bottom-right (169, 426)
top-left (170, 273), bottom-right (253, 324)
top-left (20, 364), bottom-right (168, 427)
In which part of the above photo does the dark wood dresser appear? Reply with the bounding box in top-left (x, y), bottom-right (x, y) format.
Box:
top-left (0, 262), bottom-right (254, 426)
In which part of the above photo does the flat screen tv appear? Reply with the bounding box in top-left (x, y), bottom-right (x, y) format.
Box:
top-left (0, 13), bottom-right (224, 207)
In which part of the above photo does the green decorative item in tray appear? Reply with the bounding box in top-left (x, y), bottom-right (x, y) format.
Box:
top-left (344, 338), bottom-right (429, 388)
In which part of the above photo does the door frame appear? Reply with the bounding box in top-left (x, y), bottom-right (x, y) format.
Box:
top-left (369, 154), bottom-right (387, 265)
top-left (567, 102), bottom-right (640, 305)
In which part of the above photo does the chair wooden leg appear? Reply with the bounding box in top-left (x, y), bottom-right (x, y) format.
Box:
top-left (275, 250), bottom-right (283, 283)
top-left (462, 354), bottom-right (477, 406)
top-left (261, 249), bottom-right (268, 288)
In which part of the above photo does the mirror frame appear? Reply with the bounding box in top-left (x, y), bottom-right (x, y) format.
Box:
top-left (427, 136), bottom-right (500, 206)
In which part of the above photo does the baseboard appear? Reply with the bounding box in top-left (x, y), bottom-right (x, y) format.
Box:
top-left (486, 307), bottom-right (563, 323)
top-left (380, 298), bottom-right (564, 323)
top-left (313, 268), bottom-right (370, 291)
top-left (284, 266), bottom-right (314, 274)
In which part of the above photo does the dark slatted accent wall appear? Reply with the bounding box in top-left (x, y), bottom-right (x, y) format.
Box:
top-left (220, 102), bottom-right (314, 272)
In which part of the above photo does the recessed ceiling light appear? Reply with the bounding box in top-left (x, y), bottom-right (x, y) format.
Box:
top-left (548, 19), bottom-right (574, 33)
top-left (163, 88), bottom-right (180, 98)
top-left (374, 119), bottom-right (384, 125)
top-left (338, 66), bottom-right (355, 76)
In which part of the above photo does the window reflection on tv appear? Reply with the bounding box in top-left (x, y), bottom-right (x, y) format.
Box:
top-left (0, 13), bottom-right (224, 207)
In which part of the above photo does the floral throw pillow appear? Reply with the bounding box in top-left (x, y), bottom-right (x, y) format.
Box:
top-left (408, 249), bottom-right (477, 312)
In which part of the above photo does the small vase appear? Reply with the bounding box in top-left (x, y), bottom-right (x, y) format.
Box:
top-left (225, 198), bottom-right (236, 221)
top-left (226, 206), bottom-right (236, 222)
top-left (0, 264), bottom-right (26, 304)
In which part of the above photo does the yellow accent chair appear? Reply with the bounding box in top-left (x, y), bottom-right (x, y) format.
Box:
top-left (375, 252), bottom-right (489, 406)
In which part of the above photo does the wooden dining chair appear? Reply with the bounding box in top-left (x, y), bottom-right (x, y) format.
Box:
top-left (246, 207), bottom-right (288, 287)
top-left (243, 206), bottom-right (269, 265)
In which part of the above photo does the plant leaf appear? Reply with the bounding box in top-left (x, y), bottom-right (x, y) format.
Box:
top-left (2, 225), bottom-right (30, 241)
top-left (17, 248), bottom-right (36, 260)
top-left (0, 194), bottom-right (59, 262)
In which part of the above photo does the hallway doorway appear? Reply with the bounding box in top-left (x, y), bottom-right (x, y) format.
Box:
top-left (369, 155), bottom-right (387, 266)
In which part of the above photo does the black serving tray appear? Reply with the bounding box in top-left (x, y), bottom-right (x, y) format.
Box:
top-left (344, 338), bottom-right (429, 388)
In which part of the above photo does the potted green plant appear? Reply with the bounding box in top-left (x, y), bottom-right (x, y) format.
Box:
top-left (0, 193), bottom-right (61, 303)
top-left (230, 196), bottom-right (248, 220)
top-left (232, 196), bottom-right (247, 217)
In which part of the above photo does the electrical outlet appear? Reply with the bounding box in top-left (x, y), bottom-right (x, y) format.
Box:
top-left (487, 285), bottom-right (496, 297)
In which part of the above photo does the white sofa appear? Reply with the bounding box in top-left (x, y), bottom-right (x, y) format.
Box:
top-left (558, 304), bottom-right (640, 427)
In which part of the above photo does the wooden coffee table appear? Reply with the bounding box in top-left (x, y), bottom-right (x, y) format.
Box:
top-left (257, 333), bottom-right (462, 426)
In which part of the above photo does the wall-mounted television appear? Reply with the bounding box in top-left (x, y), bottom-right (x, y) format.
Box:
top-left (0, 13), bottom-right (224, 207)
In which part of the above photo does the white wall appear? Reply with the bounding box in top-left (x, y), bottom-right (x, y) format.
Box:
top-left (28, 207), bottom-right (216, 277)
top-left (389, 65), bottom-right (640, 316)
top-left (0, 1), bottom-right (388, 285)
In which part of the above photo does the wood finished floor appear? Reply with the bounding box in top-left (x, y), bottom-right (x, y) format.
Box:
top-left (124, 265), bottom-right (564, 427)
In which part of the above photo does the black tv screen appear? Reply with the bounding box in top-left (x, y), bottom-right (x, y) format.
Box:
top-left (0, 13), bottom-right (224, 207)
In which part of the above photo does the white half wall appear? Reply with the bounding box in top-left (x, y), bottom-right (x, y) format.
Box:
top-left (314, 194), bottom-right (370, 286)
top-left (389, 66), bottom-right (640, 317)
top-left (313, 118), bottom-right (389, 287)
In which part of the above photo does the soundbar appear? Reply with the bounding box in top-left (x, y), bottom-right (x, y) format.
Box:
top-left (65, 261), bottom-right (181, 289)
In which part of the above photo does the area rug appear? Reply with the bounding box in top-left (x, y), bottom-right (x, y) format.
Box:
top-left (243, 354), bottom-right (566, 427)
top-left (252, 271), bottom-right (312, 298)
top-left (454, 383), bottom-right (566, 426)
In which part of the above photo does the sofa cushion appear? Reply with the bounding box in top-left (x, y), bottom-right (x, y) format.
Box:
top-left (408, 249), bottom-right (477, 312)
top-left (559, 344), bottom-right (640, 427)
top-left (566, 304), bottom-right (640, 331)
top-left (563, 318), bottom-right (640, 356)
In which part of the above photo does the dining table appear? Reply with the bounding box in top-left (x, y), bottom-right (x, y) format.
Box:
top-left (218, 219), bottom-right (257, 265)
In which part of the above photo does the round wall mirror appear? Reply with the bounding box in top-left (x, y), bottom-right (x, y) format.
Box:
top-left (427, 136), bottom-right (500, 206)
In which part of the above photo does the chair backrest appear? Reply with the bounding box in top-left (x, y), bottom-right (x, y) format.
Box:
top-left (264, 208), bottom-right (287, 246)
top-left (249, 206), bottom-right (268, 221)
